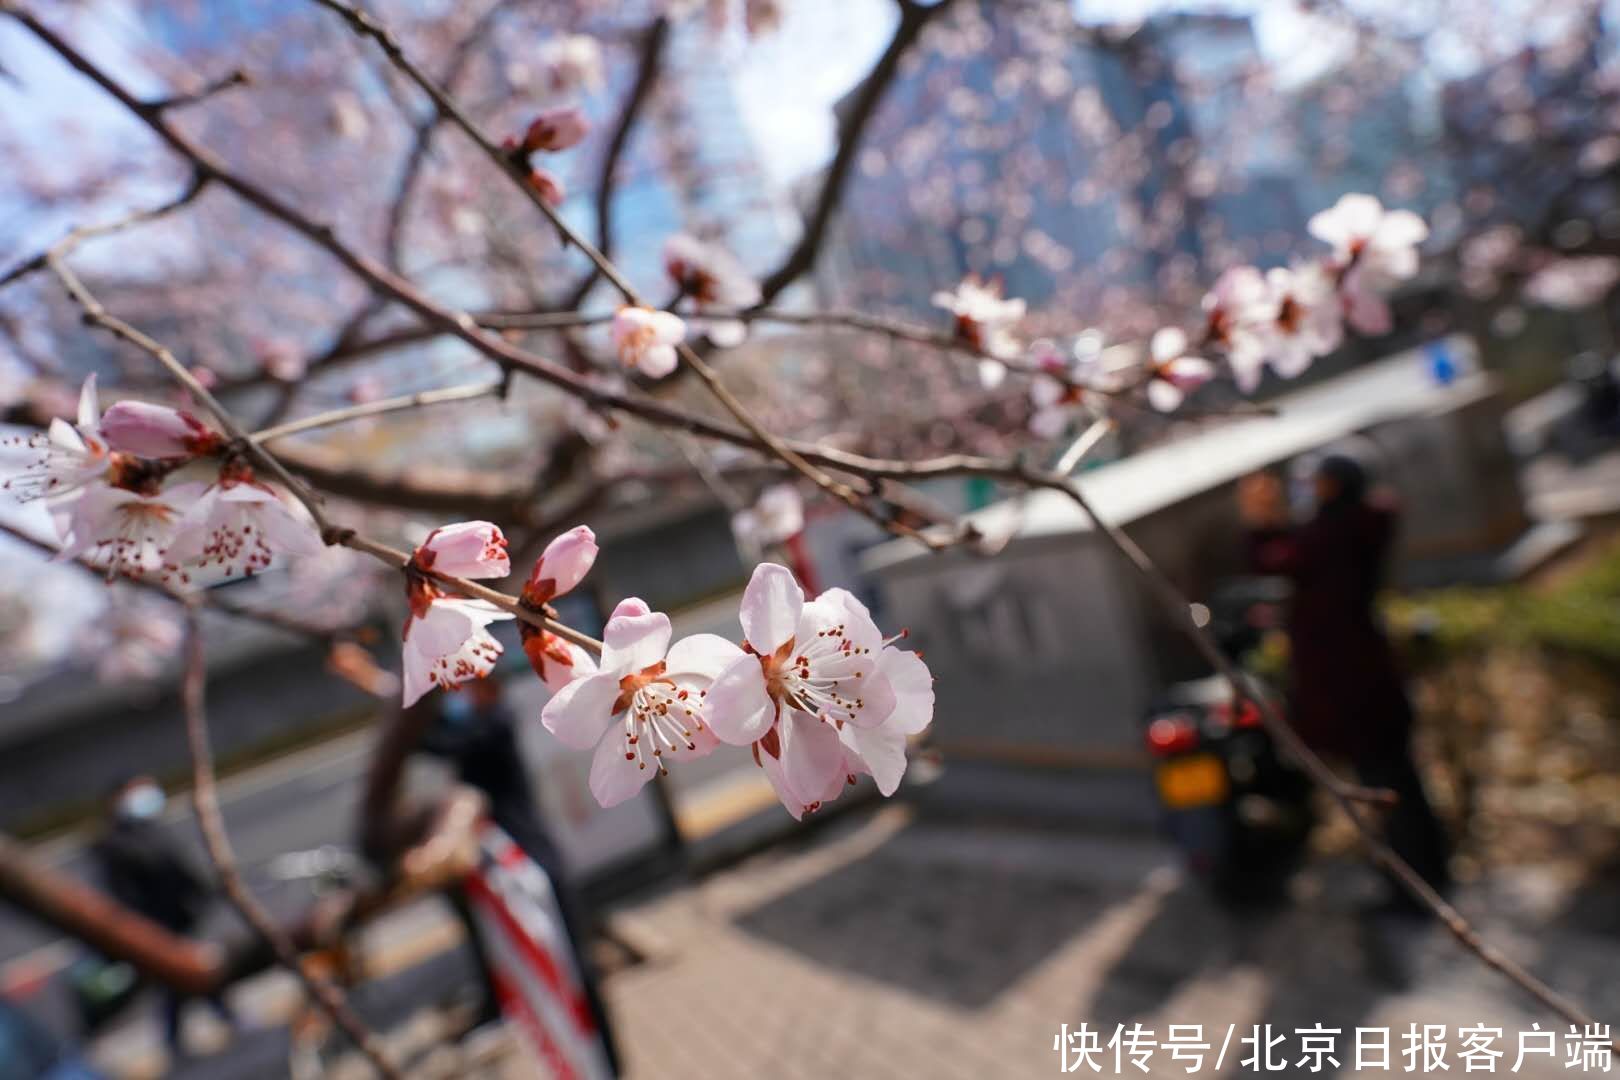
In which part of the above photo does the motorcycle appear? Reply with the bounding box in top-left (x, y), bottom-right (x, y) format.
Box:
top-left (1143, 578), bottom-right (1314, 904)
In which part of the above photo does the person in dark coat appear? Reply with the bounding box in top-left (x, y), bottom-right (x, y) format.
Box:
top-left (89, 775), bottom-right (237, 1055)
top-left (1239, 455), bottom-right (1452, 904)
top-left (419, 679), bottom-right (621, 1075)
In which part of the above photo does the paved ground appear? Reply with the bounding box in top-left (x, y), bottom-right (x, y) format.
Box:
top-left (602, 802), bottom-right (1620, 1079)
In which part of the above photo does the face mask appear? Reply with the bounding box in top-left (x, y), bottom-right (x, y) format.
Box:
top-left (119, 784), bottom-right (165, 822)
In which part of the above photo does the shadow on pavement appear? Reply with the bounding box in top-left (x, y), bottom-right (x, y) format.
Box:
top-left (730, 820), bottom-right (1130, 1010)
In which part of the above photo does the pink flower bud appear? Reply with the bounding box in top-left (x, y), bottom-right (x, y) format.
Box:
top-left (100, 401), bottom-right (222, 458)
top-left (416, 520), bottom-right (510, 579)
top-left (525, 525), bottom-right (597, 604)
top-left (521, 107), bottom-right (589, 153)
top-left (526, 167), bottom-right (566, 207)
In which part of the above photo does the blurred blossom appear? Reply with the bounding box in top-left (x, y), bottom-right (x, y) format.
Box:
top-left (520, 107), bottom-right (590, 153)
top-left (56, 483), bottom-right (193, 581)
top-left (931, 276), bottom-right (1025, 388)
top-left (165, 461), bottom-right (322, 586)
top-left (536, 34), bottom-right (604, 97)
top-left (731, 483), bottom-right (804, 549)
top-left (664, 233), bottom-right (762, 346)
top-left (1307, 193), bottom-right (1428, 282)
top-left (1524, 257), bottom-right (1620, 310)
top-left (91, 596), bottom-right (182, 683)
top-left (1146, 328), bottom-right (1213, 412)
top-left (328, 91), bottom-right (370, 141)
top-left (2, 375), bottom-right (109, 505)
top-left (612, 307), bottom-right (686, 378)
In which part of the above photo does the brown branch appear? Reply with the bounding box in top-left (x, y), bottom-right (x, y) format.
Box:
top-left (309, 0), bottom-right (956, 550)
top-left (180, 608), bottom-right (402, 1078)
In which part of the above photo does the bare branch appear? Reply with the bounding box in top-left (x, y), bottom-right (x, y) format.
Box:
top-left (180, 608), bottom-right (402, 1078)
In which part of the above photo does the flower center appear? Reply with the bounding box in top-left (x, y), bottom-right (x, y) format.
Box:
top-left (615, 661), bottom-right (704, 774)
top-left (759, 625), bottom-right (872, 730)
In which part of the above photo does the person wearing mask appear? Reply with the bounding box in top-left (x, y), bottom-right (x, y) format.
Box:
top-left (418, 679), bottom-right (622, 1076)
top-left (1238, 454), bottom-right (1452, 911)
top-left (89, 775), bottom-right (238, 1056)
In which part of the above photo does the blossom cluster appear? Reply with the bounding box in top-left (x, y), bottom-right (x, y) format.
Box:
top-left (405, 521), bottom-right (936, 817)
top-left (1, 378), bottom-right (320, 583)
top-left (934, 194), bottom-right (1430, 433)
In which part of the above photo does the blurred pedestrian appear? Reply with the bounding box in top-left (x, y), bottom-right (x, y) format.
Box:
top-left (1239, 455), bottom-right (1452, 910)
top-left (88, 775), bottom-right (237, 1056)
top-left (419, 679), bottom-right (621, 1075)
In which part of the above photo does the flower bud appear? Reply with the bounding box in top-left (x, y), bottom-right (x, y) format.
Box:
top-left (524, 525), bottom-right (597, 605)
top-left (100, 401), bottom-right (222, 458)
top-left (521, 107), bottom-right (589, 153)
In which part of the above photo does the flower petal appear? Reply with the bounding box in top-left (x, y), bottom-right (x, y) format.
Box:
top-left (664, 633), bottom-right (745, 682)
top-left (739, 562), bottom-right (802, 653)
top-left (541, 670), bottom-right (624, 750)
top-left (703, 654), bottom-right (775, 745)
top-left (600, 607), bottom-right (672, 672)
top-left (77, 374), bottom-right (100, 430)
top-left (879, 647), bottom-right (935, 736)
top-left (1147, 379), bottom-right (1183, 413)
top-left (838, 720), bottom-right (908, 796)
top-left (589, 728), bottom-right (654, 808)
top-left (776, 711), bottom-right (847, 808)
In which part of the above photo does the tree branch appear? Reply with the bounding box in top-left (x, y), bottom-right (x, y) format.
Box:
top-left (180, 608), bottom-right (401, 1078)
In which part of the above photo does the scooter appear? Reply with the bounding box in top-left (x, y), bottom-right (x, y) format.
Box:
top-left (1143, 578), bottom-right (1314, 904)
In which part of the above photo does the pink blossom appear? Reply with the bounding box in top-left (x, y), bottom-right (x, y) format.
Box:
top-left (730, 484), bottom-right (804, 549)
top-left (612, 307), bottom-right (686, 378)
top-left (537, 34), bottom-right (603, 96)
top-left (705, 563), bottom-right (928, 818)
top-left (1146, 328), bottom-right (1214, 412)
top-left (931, 276), bottom-right (1025, 386)
top-left (541, 598), bottom-right (738, 807)
top-left (664, 234), bottom-right (761, 347)
top-left (521, 107), bottom-right (590, 153)
top-left (400, 521), bottom-right (515, 707)
top-left (400, 597), bottom-right (513, 708)
top-left (1260, 262), bottom-right (1343, 379)
top-left (164, 461), bottom-right (322, 585)
top-left (100, 400), bottom-right (222, 459)
top-left (1, 374), bottom-right (110, 504)
top-left (1027, 345), bottom-right (1101, 439)
top-left (55, 481), bottom-right (194, 580)
top-left (1201, 266), bottom-right (1272, 393)
top-left (1307, 193), bottom-right (1428, 282)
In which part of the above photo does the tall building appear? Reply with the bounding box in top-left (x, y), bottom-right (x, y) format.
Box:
top-left (812, 4), bottom-right (1296, 323)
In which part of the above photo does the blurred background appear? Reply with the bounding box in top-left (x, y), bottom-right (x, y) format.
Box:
top-left (3, 0), bottom-right (1620, 1076)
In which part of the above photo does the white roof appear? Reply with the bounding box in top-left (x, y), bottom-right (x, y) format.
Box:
top-left (867, 336), bottom-right (1484, 573)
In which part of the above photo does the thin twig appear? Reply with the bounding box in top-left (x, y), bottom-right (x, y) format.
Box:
top-left (307, 0), bottom-right (951, 550)
top-left (252, 380), bottom-right (502, 443)
top-left (180, 608), bottom-right (402, 1078)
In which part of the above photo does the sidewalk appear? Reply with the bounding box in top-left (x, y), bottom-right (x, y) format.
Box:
top-left (603, 802), bottom-right (1620, 1079)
